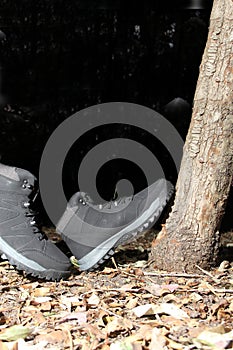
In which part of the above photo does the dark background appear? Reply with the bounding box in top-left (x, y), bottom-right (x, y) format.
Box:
top-left (2, 0), bottom-right (231, 232)
top-left (0, 0), bottom-right (211, 187)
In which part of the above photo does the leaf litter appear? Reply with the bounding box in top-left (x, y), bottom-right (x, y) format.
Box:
top-left (0, 229), bottom-right (232, 350)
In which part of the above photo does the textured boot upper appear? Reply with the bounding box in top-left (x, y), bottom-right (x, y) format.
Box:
top-left (57, 179), bottom-right (174, 262)
top-left (0, 167), bottom-right (71, 276)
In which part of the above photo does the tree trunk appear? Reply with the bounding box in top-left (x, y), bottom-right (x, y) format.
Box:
top-left (150, 0), bottom-right (233, 272)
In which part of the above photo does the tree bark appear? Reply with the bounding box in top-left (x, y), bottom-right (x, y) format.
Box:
top-left (150, 0), bottom-right (233, 272)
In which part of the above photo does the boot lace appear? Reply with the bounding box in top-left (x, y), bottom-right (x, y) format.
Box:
top-left (79, 193), bottom-right (132, 210)
top-left (98, 196), bottom-right (132, 210)
top-left (22, 184), bottom-right (47, 241)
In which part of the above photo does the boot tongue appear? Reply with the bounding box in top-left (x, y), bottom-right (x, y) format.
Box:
top-left (15, 168), bottom-right (37, 194)
top-left (68, 192), bottom-right (94, 208)
top-left (15, 167), bottom-right (37, 184)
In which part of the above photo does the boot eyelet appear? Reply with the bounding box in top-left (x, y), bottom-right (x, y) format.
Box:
top-left (79, 198), bottom-right (83, 203)
top-left (23, 179), bottom-right (28, 184)
top-left (22, 184), bottom-right (27, 189)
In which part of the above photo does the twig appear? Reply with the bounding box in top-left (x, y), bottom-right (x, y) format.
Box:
top-left (212, 288), bottom-right (233, 293)
top-left (111, 257), bottom-right (118, 270)
top-left (195, 265), bottom-right (219, 283)
top-left (120, 269), bottom-right (145, 282)
top-left (99, 306), bottom-right (123, 318)
top-left (80, 288), bottom-right (141, 297)
top-left (144, 272), bottom-right (204, 278)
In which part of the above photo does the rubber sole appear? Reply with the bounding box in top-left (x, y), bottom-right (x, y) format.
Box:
top-left (0, 238), bottom-right (70, 280)
top-left (75, 185), bottom-right (174, 271)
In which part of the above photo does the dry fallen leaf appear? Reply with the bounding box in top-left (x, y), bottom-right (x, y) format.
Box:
top-left (218, 261), bottom-right (230, 272)
top-left (149, 328), bottom-right (167, 350)
top-left (132, 303), bottom-right (189, 320)
top-left (194, 329), bottom-right (233, 350)
top-left (4, 339), bottom-right (47, 350)
top-left (0, 228), bottom-right (233, 350)
top-left (110, 339), bottom-right (143, 350)
top-left (33, 287), bottom-right (51, 297)
top-left (20, 282), bottom-right (39, 290)
top-left (0, 325), bottom-right (32, 342)
top-left (146, 284), bottom-right (179, 297)
top-left (105, 317), bottom-right (133, 336)
top-left (87, 293), bottom-right (100, 306)
top-left (167, 338), bottom-right (185, 350)
top-left (58, 311), bottom-right (87, 324)
top-left (34, 329), bottom-right (71, 347)
top-left (31, 296), bottom-right (52, 304)
top-left (125, 297), bottom-right (139, 309)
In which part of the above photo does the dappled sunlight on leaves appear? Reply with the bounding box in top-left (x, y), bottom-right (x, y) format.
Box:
top-left (0, 235), bottom-right (232, 349)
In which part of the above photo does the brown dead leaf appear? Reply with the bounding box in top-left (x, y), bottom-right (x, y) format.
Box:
top-left (211, 299), bottom-right (228, 315)
top-left (160, 315), bottom-right (185, 327)
top-left (33, 287), bottom-right (50, 297)
top-left (217, 307), bottom-right (232, 321)
top-left (145, 284), bottom-right (164, 296)
top-left (141, 293), bottom-right (154, 299)
top-left (189, 325), bottom-right (208, 338)
top-left (105, 317), bottom-right (133, 336)
top-left (167, 338), bottom-right (184, 350)
top-left (100, 345), bottom-right (110, 350)
top-left (60, 295), bottom-right (83, 310)
top-left (163, 294), bottom-right (180, 303)
top-left (108, 301), bottom-right (124, 308)
top-left (218, 261), bottom-right (230, 272)
top-left (31, 297), bottom-right (52, 305)
top-left (125, 297), bottom-right (138, 309)
top-left (59, 311), bottom-right (87, 324)
top-left (194, 329), bottom-right (233, 350)
top-left (6, 339), bottom-right (45, 350)
top-left (87, 293), bottom-right (100, 306)
top-left (34, 329), bottom-right (71, 347)
top-left (20, 282), bottom-right (39, 290)
top-left (81, 323), bottom-right (105, 340)
top-left (137, 324), bottom-right (154, 341)
top-left (120, 283), bottom-right (137, 291)
top-left (39, 301), bottom-right (51, 312)
top-left (102, 267), bottom-right (118, 275)
top-left (30, 297), bottom-right (52, 312)
top-left (22, 306), bottom-right (47, 325)
top-left (119, 325), bottom-right (153, 344)
top-left (189, 292), bottom-right (203, 302)
top-left (149, 328), bottom-right (167, 350)
top-left (186, 280), bottom-right (199, 287)
top-left (110, 339), bottom-right (143, 350)
top-left (197, 303), bottom-right (208, 319)
top-left (132, 303), bottom-right (189, 320)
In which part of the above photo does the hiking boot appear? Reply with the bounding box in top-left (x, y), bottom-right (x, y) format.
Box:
top-left (57, 178), bottom-right (174, 271)
top-left (0, 165), bottom-right (71, 280)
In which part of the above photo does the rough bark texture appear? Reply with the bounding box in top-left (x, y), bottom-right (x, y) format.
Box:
top-left (150, 0), bottom-right (233, 272)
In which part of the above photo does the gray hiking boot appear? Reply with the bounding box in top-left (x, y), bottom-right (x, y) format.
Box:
top-left (57, 178), bottom-right (174, 271)
top-left (0, 165), bottom-right (71, 280)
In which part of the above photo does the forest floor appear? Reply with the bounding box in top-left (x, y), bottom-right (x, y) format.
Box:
top-left (0, 229), bottom-right (232, 350)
